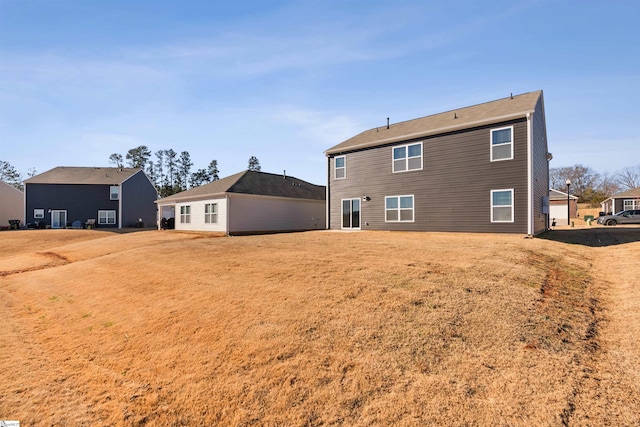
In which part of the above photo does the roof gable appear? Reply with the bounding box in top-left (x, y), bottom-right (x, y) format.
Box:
top-left (24, 167), bottom-right (143, 185)
top-left (610, 187), bottom-right (640, 199)
top-left (1, 180), bottom-right (23, 195)
top-left (326, 91), bottom-right (543, 154)
top-left (157, 171), bottom-right (325, 203)
top-left (549, 188), bottom-right (578, 200)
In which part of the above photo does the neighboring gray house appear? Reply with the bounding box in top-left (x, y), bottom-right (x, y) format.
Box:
top-left (325, 91), bottom-right (551, 235)
top-left (600, 187), bottom-right (640, 215)
top-left (24, 167), bottom-right (158, 229)
top-left (156, 170), bottom-right (325, 234)
top-left (0, 180), bottom-right (24, 228)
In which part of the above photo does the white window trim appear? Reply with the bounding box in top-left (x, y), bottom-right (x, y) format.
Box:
top-left (385, 195), bottom-right (415, 223)
top-left (491, 189), bottom-right (514, 223)
top-left (204, 203), bottom-right (218, 224)
top-left (110, 185), bottom-right (120, 200)
top-left (180, 205), bottom-right (191, 224)
top-left (335, 156), bottom-right (346, 180)
top-left (392, 142), bottom-right (423, 173)
top-left (97, 210), bottom-right (116, 225)
top-left (34, 209), bottom-right (45, 219)
top-left (490, 126), bottom-right (514, 162)
top-left (623, 199), bottom-right (640, 210)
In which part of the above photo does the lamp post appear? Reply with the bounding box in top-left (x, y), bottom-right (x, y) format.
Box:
top-left (565, 178), bottom-right (572, 225)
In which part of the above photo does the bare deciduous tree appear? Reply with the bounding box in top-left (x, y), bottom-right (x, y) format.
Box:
top-left (615, 165), bottom-right (640, 190)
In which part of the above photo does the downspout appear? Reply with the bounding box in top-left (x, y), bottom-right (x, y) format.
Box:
top-left (326, 154), bottom-right (330, 230)
top-left (526, 112), bottom-right (533, 236)
top-left (118, 183), bottom-right (123, 229)
top-left (225, 193), bottom-right (230, 234)
top-left (23, 184), bottom-right (27, 227)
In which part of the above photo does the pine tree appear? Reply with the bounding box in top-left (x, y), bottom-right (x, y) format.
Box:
top-left (109, 153), bottom-right (123, 168)
top-left (247, 156), bottom-right (261, 172)
top-left (0, 160), bottom-right (22, 189)
top-left (177, 151), bottom-right (193, 191)
top-left (126, 145), bottom-right (151, 169)
top-left (208, 160), bottom-right (220, 181)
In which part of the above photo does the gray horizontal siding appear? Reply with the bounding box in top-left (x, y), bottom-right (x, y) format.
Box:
top-left (531, 96), bottom-right (550, 235)
top-left (328, 119), bottom-right (529, 233)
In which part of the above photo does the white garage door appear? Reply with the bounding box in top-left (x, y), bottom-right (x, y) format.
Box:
top-left (550, 204), bottom-right (568, 221)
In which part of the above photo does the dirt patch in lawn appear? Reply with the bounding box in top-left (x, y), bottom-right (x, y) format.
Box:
top-left (1, 229), bottom-right (638, 426)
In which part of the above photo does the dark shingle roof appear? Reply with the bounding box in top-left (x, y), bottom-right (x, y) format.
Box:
top-left (157, 170), bottom-right (325, 203)
top-left (24, 167), bottom-right (143, 185)
top-left (326, 91), bottom-right (543, 155)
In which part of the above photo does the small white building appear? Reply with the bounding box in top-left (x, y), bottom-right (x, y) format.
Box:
top-left (0, 180), bottom-right (24, 228)
top-left (156, 170), bottom-right (326, 234)
top-left (549, 188), bottom-right (578, 222)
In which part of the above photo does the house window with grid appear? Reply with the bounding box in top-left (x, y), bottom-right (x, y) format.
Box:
top-left (204, 203), bottom-right (218, 224)
top-left (393, 142), bottom-right (422, 172)
top-left (385, 195), bottom-right (414, 222)
top-left (110, 185), bottom-right (119, 200)
top-left (335, 156), bottom-right (346, 179)
top-left (98, 210), bottom-right (116, 225)
top-left (623, 199), bottom-right (640, 210)
top-left (180, 205), bottom-right (191, 224)
top-left (490, 126), bottom-right (514, 161)
top-left (491, 189), bottom-right (514, 222)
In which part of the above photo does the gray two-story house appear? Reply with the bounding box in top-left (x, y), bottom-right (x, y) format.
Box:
top-left (325, 91), bottom-right (551, 235)
top-left (24, 167), bottom-right (158, 229)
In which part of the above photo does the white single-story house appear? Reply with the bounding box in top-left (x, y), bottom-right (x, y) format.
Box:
top-left (156, 170), bottom-right (326, 234)
top-left (600, 187), bottom-right (640, 215)
top-left (549, 188), bottom-right (578, 222)
top-left (0, 180), bottom-right (24, 228)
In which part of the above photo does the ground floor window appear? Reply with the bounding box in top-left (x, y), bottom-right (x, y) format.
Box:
top-left (34, 209), bottom-right (44, 219)
top-left (385, 195), bottom-right (414, 222)
top-left (491, 189), bottom-right (514, 222)
top-left (204, 203), bottom-right (218, 224)
top-left (98, 210), bottom-right (116, 225)
top-left (623, 199), bottom-right (640, 210)
top-left (180, 205), bottom-right (191, 224)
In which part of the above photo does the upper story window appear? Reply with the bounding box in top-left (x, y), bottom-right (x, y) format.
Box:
top-left (393, 142), bottom-right (422, 173)
top-left (491, 189), bottom-right (514, 222)
top-left (180, 205), bottom-right (191, 224)
top-left (204, 203), bottom-right (218, 224)
top-left (490, 126), bottom-right (514, 161)
top-left (385, 195), bottom-right (415, 222)
top-left (335, 156), bottom-right (346, 180)
top-left (110, 185), bottom-right (119, 200)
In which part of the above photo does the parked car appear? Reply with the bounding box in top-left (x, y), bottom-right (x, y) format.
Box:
top-left (597, 210), bottom-right (640, 226)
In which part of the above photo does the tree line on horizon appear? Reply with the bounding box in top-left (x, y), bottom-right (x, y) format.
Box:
top-left (108, 146), bottom-right (261, 197)
top-left (550, 164), bottom-right (640, 206)
top-left (1, 158), bottom-right (638, 204)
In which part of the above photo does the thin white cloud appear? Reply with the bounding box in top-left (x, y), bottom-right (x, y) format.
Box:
top-left (267, 107), bottom-right (363, 147)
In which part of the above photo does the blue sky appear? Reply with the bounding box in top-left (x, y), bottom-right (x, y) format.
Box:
top-left (1, 0), bottom-right (638, 186)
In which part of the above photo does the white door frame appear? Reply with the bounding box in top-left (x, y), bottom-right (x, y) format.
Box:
top-left (51, 210), bottom-right (67, 229)
top-left (341, 198), bottom-right (361, 230)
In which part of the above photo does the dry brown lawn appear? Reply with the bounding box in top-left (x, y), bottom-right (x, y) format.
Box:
top-left (1, 227), bottom-right (639, 426)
